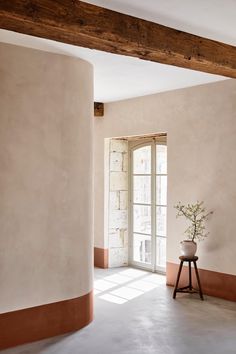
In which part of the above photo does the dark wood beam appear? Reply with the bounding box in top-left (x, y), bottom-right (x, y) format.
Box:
top-left (0, 0), bottom-right (236, 78)
top-left (94, 102), bottom-right (104, 117)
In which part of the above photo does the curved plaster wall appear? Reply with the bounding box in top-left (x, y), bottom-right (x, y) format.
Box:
top-left (0, 42), bottom-right (93, 321)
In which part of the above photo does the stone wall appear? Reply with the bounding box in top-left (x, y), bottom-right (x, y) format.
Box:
top-left (107, 139), bottom-right (128, 267)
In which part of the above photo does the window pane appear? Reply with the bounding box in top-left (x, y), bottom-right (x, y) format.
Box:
top-left (133, 146), bottom-right (151, 174)
top-left (133, 176), bottom-right (151, 204)
top-left (156, 144), bottom-right (167, 174)
top-left (156, 176), bottom-right (167, 205)
top-left (133, 233), bottom-right (151, 264)
top-left (156, 206), bottom-right (167, 236)
top-left (133, 205), bottom-right (151, 234)
top-left (156, 237), bottom-right (166, 268)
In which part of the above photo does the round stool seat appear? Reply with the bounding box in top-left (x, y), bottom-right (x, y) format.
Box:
top-left (179, 256), bottom-right (198, 262)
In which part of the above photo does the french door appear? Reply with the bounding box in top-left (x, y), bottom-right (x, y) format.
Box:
top-left (129, 139), bottom-right (167, 273)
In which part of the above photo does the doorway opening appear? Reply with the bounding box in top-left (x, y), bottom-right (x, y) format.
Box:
top-left (104, 133), bottom-right (167, 273)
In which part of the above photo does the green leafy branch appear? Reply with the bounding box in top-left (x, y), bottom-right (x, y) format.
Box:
top-left (174, 201), bottom-right (213, 242)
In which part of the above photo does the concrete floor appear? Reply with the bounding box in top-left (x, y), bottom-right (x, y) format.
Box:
top-left (2, 267), bottom-right (236, 354)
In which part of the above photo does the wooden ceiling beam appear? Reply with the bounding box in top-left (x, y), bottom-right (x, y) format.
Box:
top-left (0, 0), bottom-right (236, 78)
top-left (94, 102), bottom-right (104, 117)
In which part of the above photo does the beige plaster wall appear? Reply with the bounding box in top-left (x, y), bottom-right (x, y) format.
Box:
top-left (94, 79), bottom-right (236, 275)
top-left (0, 43), bottom-right (94, 313)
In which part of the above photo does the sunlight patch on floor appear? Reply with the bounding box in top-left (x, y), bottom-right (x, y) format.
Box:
top-left (99, 293), bottom-right (128, 304)
top-left (94, 268), bottom-right (166, 305)
top-left (94, 279), bottom-right (117, 291)
top-left (104, 274), bottom-right (131, 284)
top-left (111, 286), bottom-right (143, 300)
top-left (128, 279), bottom-right (158, 291)
top-left (119, 268), bottom-right (148, 278)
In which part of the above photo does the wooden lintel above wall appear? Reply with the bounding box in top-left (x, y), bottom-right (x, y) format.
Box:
top-left (0, 1), bottom-right (236, 78)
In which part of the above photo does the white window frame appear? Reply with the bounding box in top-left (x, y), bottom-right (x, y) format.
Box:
top-left (128, 138), bottom-right (167, 274)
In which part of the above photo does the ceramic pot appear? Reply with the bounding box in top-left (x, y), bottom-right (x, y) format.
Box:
top-left (180, 240), bottom-right (197, 257)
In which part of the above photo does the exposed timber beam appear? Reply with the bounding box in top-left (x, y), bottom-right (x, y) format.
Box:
top-left (94, 102), bottom-right (104, 117)
top-left (0, 1), bottom-right (236, 78)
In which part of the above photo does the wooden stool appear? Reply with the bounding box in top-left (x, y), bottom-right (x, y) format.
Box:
top-left (173, 256), bottom-right (204, 300)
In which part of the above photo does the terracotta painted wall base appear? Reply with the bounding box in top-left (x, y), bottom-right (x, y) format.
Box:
top-left (0, 291), bottom-right (93, 350)
top-left (94, 247), bottom-right (108, 268)
top-left (167, 262), bottom-right (236, 302)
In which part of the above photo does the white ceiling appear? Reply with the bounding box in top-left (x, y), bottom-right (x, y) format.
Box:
top-left (1, 0), bottom-right (235, 102)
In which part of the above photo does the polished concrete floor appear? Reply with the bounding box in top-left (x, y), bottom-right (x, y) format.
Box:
top-left (2, 267), bottom-right (236, 354)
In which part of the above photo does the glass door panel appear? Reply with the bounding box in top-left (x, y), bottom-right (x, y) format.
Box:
top-left (131, 140), bottom-right (167, 272)
top-left (133, 146), bottom-right (151, 174)
top-left (156, 206), bottom-right (167, 236)
top-left (133, 205), bottom-right (151, 234)
top-left (156, 142), bottom-right (167, 272)
top-left (133, 176), bottom-right (151, 204)
top-left (156, 176), bottom-right (167, 205)
top-left (132, 144), bottom-right (152, 268)
top-left (156, 145), bottom-right (167, 174)
top-left (156, 237), bottom-right (166, 268)
top-left (133, 234), bottom-right (151, 264)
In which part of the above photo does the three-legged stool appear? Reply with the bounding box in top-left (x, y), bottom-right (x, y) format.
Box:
top-left (173, 256), bottom-right (204, 300)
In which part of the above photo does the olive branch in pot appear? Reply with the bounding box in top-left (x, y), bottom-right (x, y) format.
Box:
top-left (174, 201), bottom-right (213, 242)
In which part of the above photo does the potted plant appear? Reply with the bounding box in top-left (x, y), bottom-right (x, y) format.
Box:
top-left (174, 201), bottom-right (213, 257)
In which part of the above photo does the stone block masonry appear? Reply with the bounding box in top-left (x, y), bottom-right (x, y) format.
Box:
top-left (108, 139), bottom-right (129, 267)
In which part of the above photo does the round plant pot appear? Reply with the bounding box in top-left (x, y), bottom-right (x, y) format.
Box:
top-left (180, 240), bottom-right (197, 257)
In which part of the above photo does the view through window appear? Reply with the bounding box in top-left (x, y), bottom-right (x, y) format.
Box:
top-left (130, 136), bottom-right (167, 272)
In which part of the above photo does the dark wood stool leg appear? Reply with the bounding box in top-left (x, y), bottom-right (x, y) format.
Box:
top-left (193, 261), bottom-right (204, 300)
top-left (173, 261), bottom-right (183, 299)
top-left (188, 261), bottom-right (192, 290)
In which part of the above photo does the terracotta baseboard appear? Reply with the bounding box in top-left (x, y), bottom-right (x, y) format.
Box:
top-left (167, 262), bottom-right (236, 302)
top-left (94, 247), bottom-right (108, 268)
top-left (0, 291), bottom-right (93, 350)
